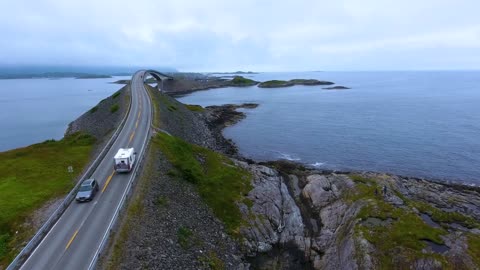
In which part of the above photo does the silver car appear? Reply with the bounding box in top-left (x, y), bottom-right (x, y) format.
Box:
top-left (76, 178), bottom-right (99, 202)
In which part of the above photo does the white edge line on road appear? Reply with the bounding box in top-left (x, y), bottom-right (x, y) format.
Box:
top-left (87, 71), bottom-right (152, 270)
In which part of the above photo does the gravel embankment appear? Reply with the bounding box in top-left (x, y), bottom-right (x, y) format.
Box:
top-left (66, 85), bottom-right (130, 144)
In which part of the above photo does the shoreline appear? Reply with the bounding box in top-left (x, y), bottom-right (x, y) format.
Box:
top-left (180, 88), bottom-right (478, 187)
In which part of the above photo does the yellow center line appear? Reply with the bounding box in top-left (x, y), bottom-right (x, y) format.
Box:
top-left (102, 170), bottom-right (115, 193)
top-left (135, 119), bottom-right (139, 128)
top-left (137, 111), bottom-right (141, 119)
top-left (129, 131), bottom-right (135, 143)
top-left (65, 229), bottom-right (79, 250)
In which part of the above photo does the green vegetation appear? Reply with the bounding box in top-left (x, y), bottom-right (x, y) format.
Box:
top-left (89, 105), bottom-right (98, 114)
top-left (258, 80), bottom-right (293, 88)
top-left (290, 79), bottom-right (334, 85)
top-left (112, 90), bottom-right (122, 99)
top-left (258, 79), bottom-right (335, 88)
top-left (144, 84), bottom-right (160, 128)
top-left (468, 234), bottom-right (480, 266)
top-left (154, 133), bottom-right (252, 236)
top-left (177, 226), bottom-right (193, 249)
top-left (409, 201), bottom-right (479, 229)
top-left (185, 104), bottom-right (205, 112)
top-left (350, 175), bottom-right (448, 268)
top-left (0, 132), bottom-right (95, 264)
top-left (230, 76), bottom-right (257, 86)
top-left (155, 196), bottom-right (169, 207)
top-left (199, 251), bottom-right (225, 270)
top-left (110, 104), bottom-right (119, 113)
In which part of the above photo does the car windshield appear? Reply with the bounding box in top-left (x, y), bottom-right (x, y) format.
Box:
top-left (79, 184), bottom-right (92, 192)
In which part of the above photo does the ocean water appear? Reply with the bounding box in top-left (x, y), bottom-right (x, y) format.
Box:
top-left (178, 71), bottom-right (480, 184)
top-left (0, 77), bottom-right (129, 151)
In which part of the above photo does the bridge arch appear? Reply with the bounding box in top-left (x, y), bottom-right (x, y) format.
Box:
top-left (143, 70), bottom-right (173, 92)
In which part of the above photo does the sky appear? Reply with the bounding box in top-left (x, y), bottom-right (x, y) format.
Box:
top-left (0, 0), bottom-right (479, 72)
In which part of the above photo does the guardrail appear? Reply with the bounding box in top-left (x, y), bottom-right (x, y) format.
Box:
top-left (87, 73), bottom-right (152, 269)
top-left (7, 83), bottom-right (134, 270)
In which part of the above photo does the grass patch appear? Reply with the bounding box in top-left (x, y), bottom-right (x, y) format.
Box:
top-left (154, 196), bottom-right (169, 207)
top-left (177, 226), bottom-right (193, 249)
top-left (0, 234), bottom-right (8, 261)
top-left (230, 76), bottom-right (257, 86)
top-left (110, 104), bottom-right (119, 113)
top-left (112, 90), bottom-right (121, 99)
top-left (167, 105), bottom-right (177, 112)
top-left (0, 132), bottom-right (95, 264)
top-left (258, 80), bottom-right (293, 88)
top-left (89, 105), bottom-right (98, 113)
top-left (154, 133), bottom-right (252, 236)
top-left (185, 104), bottom-right (204, 112)
top-left (350, 175), bottom-right (448, 269)
top-left (467, 234), bottom-right (480, 266)
top-left (144, 84), bottom-right (160, 128)
top-left (199, 251), bottom-right (225, 270)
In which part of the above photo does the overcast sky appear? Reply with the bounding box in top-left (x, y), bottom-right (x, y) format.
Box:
top-left (1, 0), bottom-right (479, 71)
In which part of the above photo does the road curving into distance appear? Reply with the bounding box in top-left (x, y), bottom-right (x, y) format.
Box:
top-left (18, 71), bottom-right (152, 270)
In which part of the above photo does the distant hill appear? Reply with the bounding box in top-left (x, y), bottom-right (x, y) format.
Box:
top-left (0, 65), bottom-right (178, 79)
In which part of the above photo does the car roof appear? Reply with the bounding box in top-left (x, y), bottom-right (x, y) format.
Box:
top-left (82, 178), bottom-right (95, 185)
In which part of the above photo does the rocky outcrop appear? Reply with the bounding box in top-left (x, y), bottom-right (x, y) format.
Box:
top-left (233, 161), bottom-right (364, 269)
top-left (230, 161), bottom-right (480, 269)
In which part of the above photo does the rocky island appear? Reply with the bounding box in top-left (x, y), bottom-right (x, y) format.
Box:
top-left (323, 85), bottom-right (350, 90)
top-left (258, 79), bottom-right (334, 88)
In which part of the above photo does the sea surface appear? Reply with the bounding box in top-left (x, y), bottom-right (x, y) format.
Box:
top-left (178, 71), bottom-right (480, 184)
top-left (0, 76), bottom-right (129, 151)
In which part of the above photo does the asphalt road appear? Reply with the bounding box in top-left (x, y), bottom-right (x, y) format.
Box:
top-left (20, 71), bottom-right (152, 270)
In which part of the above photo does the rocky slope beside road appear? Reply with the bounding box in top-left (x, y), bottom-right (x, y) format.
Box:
top-left (65, 85), bottom-right (130, 141)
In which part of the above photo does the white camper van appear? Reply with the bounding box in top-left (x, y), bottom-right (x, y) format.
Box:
top-left (113, 148), bottom-right (136, 173)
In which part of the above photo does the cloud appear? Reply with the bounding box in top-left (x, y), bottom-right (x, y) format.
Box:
top-left (0, 0), bottom-right (479, 71)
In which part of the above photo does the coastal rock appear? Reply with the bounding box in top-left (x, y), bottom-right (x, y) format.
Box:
top-left (258, 79), bottom-right (334, 88)
top-left (236, 162), bottom-right (305, 256)
top-left (323, 86), bottom-right (350, 90)
top-left (237, 161), bottom-right (366, 269)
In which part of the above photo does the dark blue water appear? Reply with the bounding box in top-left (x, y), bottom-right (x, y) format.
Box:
top-left (178, 71), bottom-right (480, 184)
top-left (0, 77), bottom-right (129, 151)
